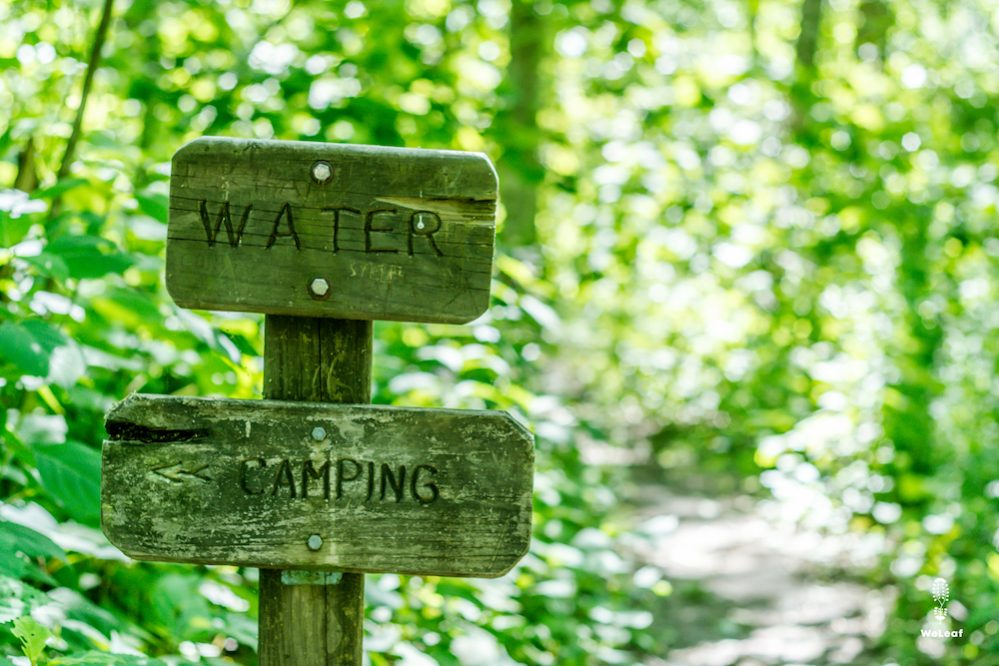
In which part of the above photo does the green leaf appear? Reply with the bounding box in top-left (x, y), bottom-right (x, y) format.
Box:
top-left (0, 322), bottom-right (50, 377)
top-left (47, 588), bottom-right (120, 641)
top-left (46, 235), bottom-right (134, 279)
top-left (6, 319), bottom-right (86, 389)
top-left (31, 177), bottom-right (89, 200)
top-left (90, 286), bottom-right (162, 332)
top-left (0, 214), bottom-right (35, 246)
top-left (20, 253), bottom-right (71, 281)
top-left (12, 615), bottom-right (51, 664)
top-left (35, 441), bottom-right (102, 526)
top-left (0, 546), bottom-right (29, 581)
top-left (149, 573), bottom-right (213, 639)
top-left (135, 193), bottom-right (169, 224)
top-left (22, 319), bottom-right (69, 356)
top-left (0, 319), bottom-right (71, 381)
top-left (0, 522), bottom-right (67, 561)
top-left (0, 577), bottom-right (48, 624)
top-left (87, 129), bottom-right (120, 148)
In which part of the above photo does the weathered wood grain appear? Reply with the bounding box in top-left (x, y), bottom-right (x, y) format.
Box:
top-left (166, 137), bottom-right (497, 323)
top-left (101, 394), bottom-right (534, 577)
top-left (260, 316), bottom-right (370, 666)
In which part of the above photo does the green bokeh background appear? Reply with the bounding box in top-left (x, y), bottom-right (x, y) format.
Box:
top-left (1, 0), bottom-right (997, 664)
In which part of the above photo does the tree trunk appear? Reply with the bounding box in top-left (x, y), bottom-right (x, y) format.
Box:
top-left (14, 138), bottom-right (38, 193)
top-left (789, 0), bottom-right (824, 132)
top-left (497, 0), bottom-right (545, 248)
top-left (856, 0), bottom-right (892, 64)
top-left (58, 0), bottom-right (116, 181)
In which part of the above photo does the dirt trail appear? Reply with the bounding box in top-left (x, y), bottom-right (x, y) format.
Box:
top-left (623, 480), bottom-right (894, 665)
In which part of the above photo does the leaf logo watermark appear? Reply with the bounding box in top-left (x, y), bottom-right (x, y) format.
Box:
top-left (919, 577), bottom-right (963, 641)
top-left (930, 577), bottom-right (949, 620)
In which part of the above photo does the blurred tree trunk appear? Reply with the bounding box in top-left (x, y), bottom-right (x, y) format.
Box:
top-left (789, 0), bottom-right (823, 132)
top-left (794, 0), bottom-right (823, 70)
top-left (14, 138), bottom-right (38, 192)
top-left (856, 0), bottom-right (892, 65)
top-left (134, 11), bottom-right (162, 190)
top-left (881, 208), bottom-right (943, 501)
top-left (747, 0), bottom-right (760, 65)
top-left (497, 0), bottom-right (546, 249)
top-left (58, 0), bottom-right (115, 181)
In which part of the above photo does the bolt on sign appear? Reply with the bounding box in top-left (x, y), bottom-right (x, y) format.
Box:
top-left (100, 136), bottom-right (533, 664)
top-left (165, 137), bottom-right (497, 324)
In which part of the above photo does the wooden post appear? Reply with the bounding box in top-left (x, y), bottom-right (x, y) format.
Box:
top-left (100, 137), bottom-right (532, 665)
top-left (259, 315), bottom-right (370, 665)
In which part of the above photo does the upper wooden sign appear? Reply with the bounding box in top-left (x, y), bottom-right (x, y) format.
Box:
top-left (166, 137), bottom-right (497, 324)
top-left (101, 394), bottom-right (533, 578)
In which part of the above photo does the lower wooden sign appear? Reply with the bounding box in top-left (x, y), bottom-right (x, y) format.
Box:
top-left (101, 394), bottom-right (533, 578)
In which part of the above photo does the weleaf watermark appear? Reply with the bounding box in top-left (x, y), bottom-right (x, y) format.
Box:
top-left (919, 577), bottom-right (963, 642)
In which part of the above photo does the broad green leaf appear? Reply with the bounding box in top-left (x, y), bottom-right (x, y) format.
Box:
top-left (12, 615), bottom-right (51, 663)
top-left (0, 319), bottom-right (69, 380)
top-left (135, 193), bottom-right (169, 225)
top-left (0, 521), bottom-right (67, 561)
top-left (0, 214), bottom-right (34, 246)
top-left (0, 553), bottom-right (29, 585)
top-left (47, 587), bottom-right (120, 641)
top-left (31, 178), bottom-right (89, 200)
top-left (0, 576), bottom-right (48, 624)
top-left (20, 253), bottom-right (70, 281)
top-left (0, 502), bottom-right (119, 561)
top-left (87, 129), bottom-right (120, 147)
top-left (46, 235), bottom-right (134, 279)
top-left (22, 319), bottom-right (69, 356)
top-left (90, 286), bottom-right (162, 332)
top-left (149, 573), bottom-right (213, 639)
top-left (35, 441), bottom-right (102, 526)
top-left (0, 322), bottom-right (49, 376)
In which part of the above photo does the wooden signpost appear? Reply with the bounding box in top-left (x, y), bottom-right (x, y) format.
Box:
top-left (100, 137), bottom-right (533, 665)
top-left (103, 394), bottom-right (533, 576)
top-left (166, 137), bottom-right (497, 323)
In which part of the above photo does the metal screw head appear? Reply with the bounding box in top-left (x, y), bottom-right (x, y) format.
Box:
top-left (311, 426), bottom-right (326, 441)
top-left (307, 534), bottom-right (323, 551)
top-left (412, 211), bottom-right (436, 233)
top-left (311, 161), bottom-right (333, 183)
top-left (309, 277), bottom-right (330, 297)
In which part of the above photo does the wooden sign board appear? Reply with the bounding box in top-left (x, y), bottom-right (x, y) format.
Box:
top-left (166, 137), bottom-right (497, 324)
top-left (101, 394), bottom-right (533, 578)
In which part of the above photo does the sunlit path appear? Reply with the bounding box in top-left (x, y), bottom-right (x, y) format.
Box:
top-left (624, 480), bottom-right (895, 665)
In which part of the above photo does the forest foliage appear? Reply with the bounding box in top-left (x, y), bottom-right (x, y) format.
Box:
top-left (1, 0), bottom-right (998, 664)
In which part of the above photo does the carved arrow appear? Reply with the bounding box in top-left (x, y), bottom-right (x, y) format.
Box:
top-left (150, 462), bottom-right (212, 483)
